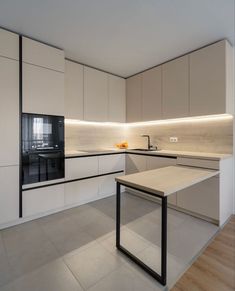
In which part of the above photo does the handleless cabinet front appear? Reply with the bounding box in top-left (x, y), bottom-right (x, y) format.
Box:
top-left (125, 154), bottom-right (147, 174)
top-left (126, 74), bottom-right (142, 122)
top-left (65, 157), bottom-right (99, 180)
top-left (84, 67), bottom-right (108, 121)
top-left (23, 63), bottom-right (64, 116)
top-left (0, 28), bottom-right (19, 60)
top-left (98, 154), bottom-right (125, 174)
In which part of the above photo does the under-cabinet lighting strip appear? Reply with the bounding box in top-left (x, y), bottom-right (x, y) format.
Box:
top-left (65, 114), bottom-right (233, 127)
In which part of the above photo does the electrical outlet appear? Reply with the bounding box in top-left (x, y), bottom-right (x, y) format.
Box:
top-left (170, 137), bottom-right (178, 143)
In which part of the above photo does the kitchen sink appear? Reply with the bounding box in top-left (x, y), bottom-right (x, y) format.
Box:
top-left (131, 148), bottom-right (158, 152)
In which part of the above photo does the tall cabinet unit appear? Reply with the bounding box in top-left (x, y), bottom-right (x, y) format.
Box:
top-left (0, 28), bottom-right (19, 225)
top-left (22, 37), bottom-right (65, 116)
top-left (126, 74), bottom-right (142, 122)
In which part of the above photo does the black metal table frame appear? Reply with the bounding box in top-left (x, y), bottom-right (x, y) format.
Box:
top-left (116, 182), bottom-right (168, 286)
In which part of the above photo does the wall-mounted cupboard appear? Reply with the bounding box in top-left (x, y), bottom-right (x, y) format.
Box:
top-left (22, 37), bottom-right (65, 116)
top-left (65, 60), bottom-right (126, 122)
top-left (126, 39), bottom-right (233, 122)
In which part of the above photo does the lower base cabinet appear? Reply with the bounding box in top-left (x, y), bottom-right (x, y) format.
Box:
top-left (177, 177), bottom-right (219, 220)
top-left (65, 178), bottom-right (99, 206)
top-left (0, 166), bottom-right (19, 225)
top-left (23, 184), bottom-right (65, 217)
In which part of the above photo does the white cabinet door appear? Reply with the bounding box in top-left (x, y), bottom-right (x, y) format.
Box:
top-left (126, 74), bottom-right (142, 122)
top-left (23, 184), bottom-right (65, 217)
top-left (99, 154), bottom-right (125, 174)
top-left (108, 75), bottom-right (126, 122)
top-left (0, 57), bottom-right (19, 166)
top-left (23, 37), bottom-right (64, 72)
top-left (65, 178), bottom-right (99, 206)
top-left (99, 173), bottom-right (122, 198)
top-left (177, 177), bottom-right (219, 220)
top-left (0, 28), bottom-right (19, 60)
top-left (65, 157), bottom-right (99, 180)
top-left (125, 154), bottom-right (146, 174)
top-left (23, 63), bottom-right (64, 116)
top-left (142, 66), bottom-right (162, 121)
top-left (65, 60), bottom-right (84, 120)
top-left (146, 156), bottom-right (177, 205)
top-left (0, 166), bottom-right (19, 225)
top-left (84, 67), bottom-right (108, 121)
top-left (189, 40), bottom-right (227, 116)
top-left (162, 56), bottom-right (189, 118)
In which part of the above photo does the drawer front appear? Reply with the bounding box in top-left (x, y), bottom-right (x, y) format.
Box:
top-left (99, 173), bottom-right (122, 197)
top-left (23, 184), bottom-right (65, 217)
top-left (146, 156), bottom-right (176, 170)
top-left (177, 157), bottom-right (219, 170)
top-left (65, 157), bottom-right (99, 180)
top-left (99, 154), bottom-right (125, 174)
top-left (65, 178), bottom-right (99, 206)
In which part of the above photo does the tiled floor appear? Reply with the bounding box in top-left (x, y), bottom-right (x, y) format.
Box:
top-left (0, 192), bottom-right (218, 291)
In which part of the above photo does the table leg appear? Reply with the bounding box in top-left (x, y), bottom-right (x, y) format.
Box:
top-left (161, 196), bottom-right (167, 286)
top-left (116, 182), bottom-right (121, 248)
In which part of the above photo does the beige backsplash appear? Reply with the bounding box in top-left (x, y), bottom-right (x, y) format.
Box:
top-left (65, 118), bottom-right (233, 154)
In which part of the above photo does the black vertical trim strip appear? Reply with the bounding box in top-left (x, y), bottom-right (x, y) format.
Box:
top-left (19, 35), bottom-right (23, 218)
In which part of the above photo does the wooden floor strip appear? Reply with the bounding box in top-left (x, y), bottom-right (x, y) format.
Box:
top-left (171, 215), bottom-right (235, 291)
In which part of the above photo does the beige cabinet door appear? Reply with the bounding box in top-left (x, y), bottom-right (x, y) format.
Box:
top-left (177, 177), bottom-right (219, 220)
top-left (98, 154), bottom-right (125, 174)
top-left (0, 28), bottom-right (19, 60)
top-left (162, 55), bottom-right (189, 119)
top-left (23, 37), bottom-right (64, 72)
top-left (125, 154), bottom-right (146, 174)
top-left (108, 75), bottom-right (126, 122)
top-left (0, 166), bottom-right (19, 225)
top-left (23, 63), bottom-right (64, 116)
top-left (0, 57), bottom-right (19, 166)
top-left (146, 156), bottom-right (177, 205)
top-left (126, 74), bottom-right (142, 122)
top-left (84, 67), bottom-right (108, 121)
top-left (65, 60), bottom-right (84, 120)
top-left (142, 66), bottom-right (162, 121)
top-left (189, 40), bottom-right (226, 116)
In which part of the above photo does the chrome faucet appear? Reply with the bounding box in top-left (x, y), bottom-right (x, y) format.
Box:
top-left (141, 135), bottom-right (156, 150)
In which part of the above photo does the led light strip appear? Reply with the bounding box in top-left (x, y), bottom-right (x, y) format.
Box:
top-left (65, 114), bottom-right (233, 127)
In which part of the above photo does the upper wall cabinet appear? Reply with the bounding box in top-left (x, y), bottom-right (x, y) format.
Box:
top-left (108, 75), bottom-right (126, 122)
top-left (0, 28), bottom-right (19, 60)
top-left (189, 40), bottom-right (233, 116)
top-left (142, 66), bottom-right (162, 121)
top-left (65, 60), bottom-right (84, 120)
top-left (84, 67), bottom-right (108, 122)
top-left (23, 37), bottom-right (64, 72)
top-left (22, 38), bottom-right (65, 116)
top-left (126, 74), bottom-right (142, 122)
top-left (162, 55), bottom-right (189, 119)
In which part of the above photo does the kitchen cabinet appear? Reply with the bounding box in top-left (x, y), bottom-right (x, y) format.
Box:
top-left (108, 75), bottom-right (126, 122)
top-left (177, 177), bottom-right (219, 220)
top-left (65, 60), bottom-right (84, 120)
top-left (98, 154), bottom-right (125, 174)
top-left (65, 156), bottom-right (99, 180)
top-left (65, 178), bottom-right (99, 206)
top-left (146, 156), bottom-right (177, 205)
top-left (0, 28), bottom-right (19, 60)
top-left (99, 173), bottom-right (122, 198)
top-left (23, 63), bottom-right (64, 116)
top-left (0, 166), bottom-right (19, 225)
top-left (23, 184), bottom-right (65, 217)
top-left (84, 67), bottom-right (108, 121)
top-left (126, 154), bottom-right (147, 174)
top-left (162, 56), bottom-right (189, 118)
top-left (189, 40), bottom-right (233, 116)
top-left (142, 66), bottom-right (162, 121)
top-left (126, 74), bottom-right (142, 122)
top-left (0, 56), bottom-right (19, 166)
top-left (23, 37), bottom-right (64, 72)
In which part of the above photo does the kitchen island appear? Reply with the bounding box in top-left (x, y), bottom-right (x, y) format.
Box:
top-left (115, 165), bottom-right (219, 286)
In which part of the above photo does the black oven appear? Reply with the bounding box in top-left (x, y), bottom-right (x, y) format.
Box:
top-left (22, 113), bottom-right (64, 185)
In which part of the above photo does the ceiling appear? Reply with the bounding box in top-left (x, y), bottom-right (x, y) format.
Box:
top-left (0, 0), bottom-right (234, 77)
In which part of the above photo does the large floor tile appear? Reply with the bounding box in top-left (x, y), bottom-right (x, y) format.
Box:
top-left (87, 265), bottom-right (159, 291)
top-left (64, 241), bottom-right (123, 289)
top-left (0, 234), bottom-right (13, 288)
top-left (0, 259), bottom-right (83, 291)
